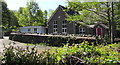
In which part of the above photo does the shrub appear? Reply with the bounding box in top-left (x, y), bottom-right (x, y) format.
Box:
top-left (2, 43), bottom-right (57, 65)
top-left (57, 42), bottom-right (120, 64)
top-left (1, 42), bottom-right (120, 65)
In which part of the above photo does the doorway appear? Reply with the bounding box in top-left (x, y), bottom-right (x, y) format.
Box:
top-left (96, 27), bottom-right (102, 36)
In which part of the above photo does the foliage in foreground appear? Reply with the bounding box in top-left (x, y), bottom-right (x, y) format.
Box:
top-left (1, 42), bottom-right (120, 65)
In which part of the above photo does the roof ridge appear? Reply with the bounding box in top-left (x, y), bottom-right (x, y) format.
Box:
top-left (59, 5), bottom-right (79, 15)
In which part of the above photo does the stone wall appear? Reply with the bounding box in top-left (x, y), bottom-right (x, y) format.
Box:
top-left (9, 33), bottom-right (96, 46)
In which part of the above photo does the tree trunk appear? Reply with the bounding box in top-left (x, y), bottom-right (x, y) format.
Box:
top-left (111, 2), bottom-right (115, 43)
top-left (107, 2), bottom-right (112, 43)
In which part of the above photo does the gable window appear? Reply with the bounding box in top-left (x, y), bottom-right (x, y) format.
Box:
top-left (62, 20), bottom-right (67, 34)
top-left (58, 16), bottom-right (60, 18)
top-left (53, 20), bottom-right (57, 33)
top-left (34, 28), bottom-right (37, 33)
top-left (28, 28), bottom-right (31, 32)
top-left (79, 28), bottom-right (85, 34)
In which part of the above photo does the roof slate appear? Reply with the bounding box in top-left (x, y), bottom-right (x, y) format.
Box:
top-left (59, 5), bottom-right (79, 15)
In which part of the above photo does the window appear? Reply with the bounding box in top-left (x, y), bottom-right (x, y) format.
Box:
top-left (54, 25), bottom-right (57, 28)
top-left (53, 20), bottom-right (57, 33)
top-left (62, 20), bottom-right (67, 34)
top-left (34, 28), bottom-right (37, 33)
top-left (62, 28), bottom-right (67, 33)
top-left (28, 28), bottom-right (31, 32)
top-left (54, 20), bottom-right (57, 24)
top-left (58, 16), bottom-right (60, 18)
top-left (53, 28), bottom-right (57, 33)
top-left (63, 25), bottom-right (67, 28)
top-left (79, 28), bottom-right (85, 34)
top-left (63, 20), bottom-right (67, 24)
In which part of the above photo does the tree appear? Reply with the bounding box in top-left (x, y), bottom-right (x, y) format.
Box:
top-left (9, 10), bottom-right (19, 30)
top-left (66, 1), bottom-right (120, 43)
top-left (43, 10), bottom-right (48, 26)
top-left (114, 2), bottom-right (120, 30)
top-left (1, 0), bottom-right (19, 33)
top-left (15, 0), bottom-right (46, 27)
top-left (1, 1), bottom-right (10, 30)
top-left (48, 10), bottom-right (54, 18)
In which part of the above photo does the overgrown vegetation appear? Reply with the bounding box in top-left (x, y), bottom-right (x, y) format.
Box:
top-left (1, 42), bottom-right (120, 65)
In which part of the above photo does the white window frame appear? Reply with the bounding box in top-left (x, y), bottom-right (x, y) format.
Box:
top-left (34, 28), bottom-right (37, 33)
top-left (62, 20), bottom-right (67, 34)
top-left (53, 28), bottom-right (57, 33)
top-left (62, 28), bottom-right (67, 34)
top-left (53, 20), bottom-right (57, 33)
top-left (79, 28), bottom-right (85, 34)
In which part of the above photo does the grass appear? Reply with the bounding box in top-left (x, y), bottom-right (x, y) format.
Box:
top-left (25, 43), bottom-right (48, 46)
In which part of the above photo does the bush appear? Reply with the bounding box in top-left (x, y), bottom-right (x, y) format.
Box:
top-left (57, 42), bottom-right (120, 64)
top-left (1, 42), bottom-right (120, 65)
top-left (2, 43), bottom-right (57, 65)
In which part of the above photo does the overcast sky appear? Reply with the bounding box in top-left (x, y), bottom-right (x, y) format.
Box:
top-left (4, 0), bottom-right (67, 11)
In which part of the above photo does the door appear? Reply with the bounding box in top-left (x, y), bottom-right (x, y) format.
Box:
top-left (96, 28), bottom-right (102, 36)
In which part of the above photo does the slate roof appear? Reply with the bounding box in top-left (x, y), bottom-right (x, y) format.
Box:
top-left (59, 5), bottom-right (79, 15)
top-left (59, 5), bottom-right (108, 29)
top-left (85, 23), bottom-right (108, 29)
top-left (48, 5), bottom-right (109, 29)
top-left (86, 25), bottom-right (95, 28)
top-left (98, 24), bottom-right (109, 29)
top-left (48, 5), bottom-right (80, 24)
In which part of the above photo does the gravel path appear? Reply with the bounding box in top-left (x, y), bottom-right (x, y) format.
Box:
top-left (0, 36), bottom-right (52, 64)
top-left (0, 37), bottom-right (26, 53)
top-left (0, 37), bottom-right (27, 64)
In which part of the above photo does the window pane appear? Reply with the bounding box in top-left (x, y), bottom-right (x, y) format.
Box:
top-left (80, 28), bottom-right (82, 31)
top-left (63, 25), bottom-right (67, 28)
top-left (34, 28), bottom-right (37, 31)
top-left (62, 29), bottom-right (64, 32)
top-left (54, 25), bottom-right (57, 28)
top-left (28, 28), bottom-right (31, 31)
top-left (34, 28), bottom-right (37, 33)
top-left (79, 28), bottom-right (85, 33)
top-left (53, 28), bottom-right (57, 33)
top-left (63, 20), bottom-right (67, 24)
top-left (54, 29), bottom-right (55, 32)
top-left (62, 28), bottom-right (67, 33)
top-left (54, 20), bottom-right (57, 24)
top-left (65, 29), bottom-right (67, 32)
